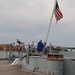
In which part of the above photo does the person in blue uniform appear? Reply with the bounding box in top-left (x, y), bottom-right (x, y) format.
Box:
top-left (37, 40), bottom-right (44, 55)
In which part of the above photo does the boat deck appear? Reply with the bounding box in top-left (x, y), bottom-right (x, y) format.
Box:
top-left (0, 60), bottom-right (42, 75)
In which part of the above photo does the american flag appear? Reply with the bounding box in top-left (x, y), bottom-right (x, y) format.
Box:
top-left (54, 0), bottom-right (63, 22)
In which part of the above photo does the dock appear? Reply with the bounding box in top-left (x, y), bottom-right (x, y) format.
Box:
top-left (0, 60), bottom-right (41, 75)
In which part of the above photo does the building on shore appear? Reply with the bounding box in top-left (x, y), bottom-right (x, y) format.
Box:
top-left (0, 44), bottom-right (24, 51)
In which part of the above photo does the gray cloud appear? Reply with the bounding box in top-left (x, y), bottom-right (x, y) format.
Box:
top-left (0, 0), bottom-right (75, 46)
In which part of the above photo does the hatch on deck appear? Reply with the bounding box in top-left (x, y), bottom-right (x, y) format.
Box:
top-left (47, 53), bottom-right (64, 60)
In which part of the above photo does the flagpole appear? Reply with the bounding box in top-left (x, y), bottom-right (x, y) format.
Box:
top-left (45, 0), bottom-right (57, 44)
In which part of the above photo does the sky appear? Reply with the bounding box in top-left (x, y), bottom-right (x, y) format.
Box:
top-left (0, 0), bottom-right (75, 47)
